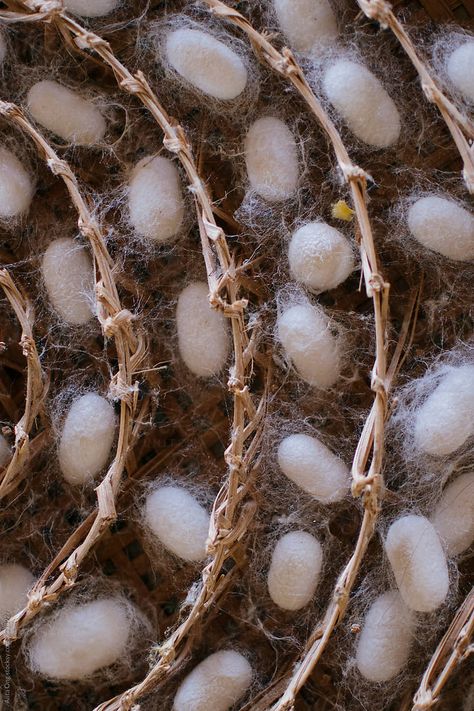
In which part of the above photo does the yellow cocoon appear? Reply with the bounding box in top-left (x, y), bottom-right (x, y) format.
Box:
top-left (267, 530), bottom-right (323, 610)
top-left (0, 146), bottom-right (34, 218)
top-left (42, 238), bottom-right (95, 325)
top-left (0, 563), bottom-right (35, 627)
top-left (407, 195), bottom-right (474, 261)
top-left (64, 0), bottom-right (119, 17)
top-left (245, 117), bottom-right (299, 202)
top-left (431, 472), bottom-right (474, 556)
top-left (273, 0), bottom-right (338, 53)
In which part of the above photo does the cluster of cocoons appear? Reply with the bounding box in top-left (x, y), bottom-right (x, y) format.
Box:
top-left (42, 238), bottom-right (95, 325)
top-left (267, 530), bottom-right (323, 610)
top-left (273, 0), bottom-right (338, 52)
top-left (64, 0), bottom-right (119, 17)
top-left (413, 364), bottom-right (474, 457)
top-left (0, 563), bottom-right (35, 626)
top-left (173, 649), bottom-right (253, 711)
top-left (407, 194), bottom-right (474, 261)
top-left (245, 117), bottom-right (299, 202)
top-left (431, 472), bottom-right (474, 556)
top-left (27, 80), bottom-right (106, 145)
top-left (165, 27), bottom-right (248, 101)
top-left (28, 598), bottom-right (132, 680)
top-left (176, 282), bottom-right (229, 377)
top-left (445, 39), bottom-right (474, 102)
top-left (144, 484), bottom-right (210, 562)
top-left (277, 433), bottom-right (349, 502)
top-left (58, 392), bottom-right (116, 485)
top-left (277, 302), bottom-right (341, 388)
top-left (288, 221), bottom-right (354, 292)
top-left (0, 434), bottom-right (11, 468)
top-left (128, 155), bottom-right (184, 243)
top-left (0, 146), bottom-right (34, 218)
top-left (322, 59), bottom-right (401, 148)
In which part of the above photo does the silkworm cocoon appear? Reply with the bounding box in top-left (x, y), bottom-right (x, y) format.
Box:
top-left (64, 0), bottom-right (119, 17)
top-left (385, 515), bottom-right (449, 612)
top-left (144, 485), bottom-right (210, 562)
top-left (165, 28), bottom-right (247, 101)
top-left (407, 195), bottom-right (474, 261)
top-left (273, 0), bottom-right (338, 52)
top-left (28, 598), bottom-right (131, 680)
top-left (27, 80), bottom-right (106, 145)
top-left (0, 146), bottom-right (33, 218)
top-left (42, 238), bottom-right (94, 325)
top-left (446, 41), bottom-right (474, 102)
top-left (322, 60), bottom-right (401, 148)
top-left (176, 282), bottom-right (229, 377)
top-left (413, 364), bottom-right (474, 457)
top-left (0, 434), bottom-right (11, 468)
top-left (173, 649), bottom-right (252, 711)
top-left (128, 155), bottom-right (184, 242)
top-left (267, 531), bottom-right (323, 611)
top-left (58, 392), bottom-right (116, 485)
top-left (277, 433), bottom-right (349, 502)
top-left (431, 472), bottom-right (474, 556)
top-left (0, 564), bottom-right (35, 626)
top-left (356, 591), bottom-right (415, 682)
top-left (288, 221), bottom-right (354, 292)
top-left (277, 303), bottom-right (341, 388)
top-left (245, 117), bottom-right (299, 202)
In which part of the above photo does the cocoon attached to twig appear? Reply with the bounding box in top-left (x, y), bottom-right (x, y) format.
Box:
top-left (0, 563), bottom-right (35, 626)
top-left (273, 0), bottom-right (338, 53)
top-left (385, 515), bottom-right (449, 612)
top-left (27, 597), bottom-right (133, 680)
top-left (27, 80), bottom-right (106, 145)
top-left (277, 301), bottom-right (341, 388)
top-left (288, 221), bottom-right (354, 292)
top-left (64, 0), bottom-right (119, 17)
top-left (431, 472), bottom-right (474, 556)
top-left (445, 39), bottom-right (474, 103)
top-left (173, 649), bottom-right (253, 711)
top-left (277, 433), bottom-right (349, 502)
top-left (244, 117), bottom-right (299, 202)
top-left (0, 434), bottom-right (11, 467)
top-left (128, 155), bottom-right (184, 243)
top-left (267, 530), bottom-right (323, 611)
top-left (406, 194), bottom-right (474, 261)
top-left (42, 238), bottom-right (95, 325)
top-left (58, 392), bottom-right (116, 485)
top-left (0, 146), bottom-right (34, 218)
top-left (322, 59), bottom-right (401, 148)
top-left (413, 364), bottom-right (474, 457)
top-left (144, 484), bottom-right (210, 562)
top-left (176, 281), bottom-right (230, 377)
top-left (356, 590), bottom-right (415, 682)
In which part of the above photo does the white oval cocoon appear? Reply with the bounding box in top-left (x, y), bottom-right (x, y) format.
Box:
top-left (28, 598), bottom-right (131, 680)
top-left (144, 485), bottom-right (210, 562)
top-left (356, 591), bottom-right (415, 682)
top-left (413, 364), bottom-right (474, 457)
top-left (277, 433), bottom-right (349, 502)
top-left (58, 392), bottom-right (116, 485)
top-left (385, 515), bottom-right (449, 612)
top-left (165, 28), bottom-right (247, 101)
top-left (407, 195), bottom-right (474, 261)
top-left (0, 434), bottom-right (11, 468)
top-left (273, 0), bottom-right (338, 52)
top-left (322, 60), bottom-right (401, 148)
top-left (446, 41), bottom-right (474, 103)
top-left (288, 221), bottom-right (354, 292)
top-left (42, 238), bottom-right (94, 325)
top-left (0, 146), bottom-right (33, 218)
top-left (431, 472), bottom-right (474, 556)
top-left (128, 155), bottom-right (184, 242)
top-left (173, 649), bottom-right (252, 711)
top-left (245, 117), bottom-right (299, 202)
top-left (27, 80), bottom-right (106, 145)
top-left (268, 531), bottom-right (322, 611)
top-left (177, 282), bottom-right (229, 377)
top-left (64, 0), bottom-right (119, 17)
top-left (0, 564), bottom-right (34, 626)
top-left (277, 303), bottom-right (341, 388)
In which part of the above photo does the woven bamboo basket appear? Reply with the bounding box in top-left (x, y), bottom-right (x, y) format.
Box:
top-left (0, 0), bottom-right (473, 709)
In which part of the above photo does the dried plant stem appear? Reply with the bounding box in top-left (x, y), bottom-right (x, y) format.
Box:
top-left (412, 588), bottom-right (474, 710)
top-left (0, 101), bottom-right (146, 643)
top-left (0, 269), bottom-right (47, 498)
top-left (355, 0), bottom-right (474, 193)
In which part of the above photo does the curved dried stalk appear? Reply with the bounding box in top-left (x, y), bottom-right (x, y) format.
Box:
top-left (0, 101), bottom-right (147, 643)
top-left (0, 269), bottom-right (47, 498)
top-left (412, 588), bottom-right (474, 710)
top-left (355, 0), bottom-right (474, 193)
